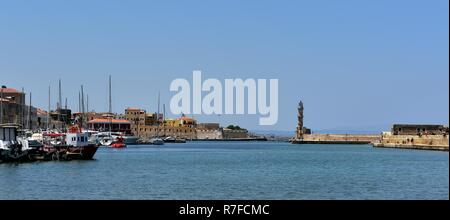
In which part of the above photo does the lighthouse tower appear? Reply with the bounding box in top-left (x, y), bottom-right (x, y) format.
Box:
top-left (296, 101), bottom-right (304, 139)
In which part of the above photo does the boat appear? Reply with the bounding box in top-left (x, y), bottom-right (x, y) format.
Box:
top-left (99, 135), bottom-right (114, 146)
top-left (109, 136), bottom-right (126, 148)
top-left (41, 125), bottom-right (99, 161)
top-left (1, 125), bottom-right (41, 163)
top-left (163, 136), bottom-right (186, 143)
top-left (150, 137), bottom-right (164, 145)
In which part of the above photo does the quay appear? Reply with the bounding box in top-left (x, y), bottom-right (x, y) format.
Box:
top-left (191, 137), bottom-right (268, 142)
top-left (291, 100), bottom-right (449, 151)
top-left (291, 134), bottom-right (380, 145)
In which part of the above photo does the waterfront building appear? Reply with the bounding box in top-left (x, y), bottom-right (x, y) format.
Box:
top-left (223, 128), bottom-right (249, 139)
top-left (125, 108), bottom-right (146, 126)
top-left (87, 118), bottom-right (132, 134)
top-left (391, 124), bottom-right (449, 136)
top-left (178, 114), bottom-right (197, 128)
top-left (0, 86), bottom-right (38, 128)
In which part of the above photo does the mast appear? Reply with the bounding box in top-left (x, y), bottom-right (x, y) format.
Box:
top-left (157, 91), bottom-right (160, 124)
top-left (65, 97), bottom-right (67, 109)
top-left (109, 75), bottom-right (112, 114)
top-left (47, 85), bottom-right (51, 130)
top-left (78, 91), bottom-right (81, 113)
top-left (87, 94), bottom-right (89, 113)
top-left (28, 92), bottom-right (32, 130)
top-left (163, 104), bottom-right (166, 137)
top-left (107, 75), bottom-right (112, 135)
top-left (0, 87), bottom-right (3, 125)
top-left (21, 87), bottom-right (25, 128)
top-left (58, 79), bottom-right (62, 110)
top-left (81, 85), bottom-right (85, 129)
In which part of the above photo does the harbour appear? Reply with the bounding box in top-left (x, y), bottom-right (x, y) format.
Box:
top-left (290, 101), bottom-right (449, 151)
top-left (0, 141), bottom-right (447, 200)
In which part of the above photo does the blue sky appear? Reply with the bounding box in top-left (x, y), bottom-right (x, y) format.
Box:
top-left (1, 0), bottom-right (448, 132)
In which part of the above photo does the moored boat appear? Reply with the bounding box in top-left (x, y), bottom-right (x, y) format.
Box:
top-left (163, 136), bottom-right (186, 143)
top-left (109, 136), bottom-right (126, 148)
top-left (1, 125), bottom-right (43, 163)
top-left (42, 126), bottom-right (99, 161)
top-left (150, 137), bottom-right (164, 145)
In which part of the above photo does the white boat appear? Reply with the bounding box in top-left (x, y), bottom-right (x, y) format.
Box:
top-left (150, 138), bottom-right (164, 145)
top-left (99, 136), bottom-right (114, 146)
top-left (1, 125), bottom-right (34, 162)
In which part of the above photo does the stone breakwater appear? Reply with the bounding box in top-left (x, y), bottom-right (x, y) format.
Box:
top-left (373, 134), bottom-right (449, 151)
top-left (291, 133), bottom-right (449, 151)
top-left (291, 134), bottom-right (381, 144)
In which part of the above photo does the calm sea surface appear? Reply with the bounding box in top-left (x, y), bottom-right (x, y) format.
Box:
top-left (0, 142), bottom-right (448, 200)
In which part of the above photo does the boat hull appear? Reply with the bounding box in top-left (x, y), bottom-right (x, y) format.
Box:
top-left (44, 144), bottom-right (99, 160)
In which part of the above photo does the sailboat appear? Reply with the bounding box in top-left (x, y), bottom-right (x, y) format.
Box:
top-left (149, 92), bottom-right (164, 145)
top-left (103, 75), bottom-right (126, 148)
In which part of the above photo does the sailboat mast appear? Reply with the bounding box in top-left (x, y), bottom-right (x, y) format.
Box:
top-left (81, 85), bottom-right (85, 129)
top-left (87, 94), bottom-right (89, 114)
top-left (157, 91), bottom-right (160, 124)
top-left (108, 75), bottom-right (112, 134)
top-left (47, 85), bottom-right (50, 130)
top-left (0, 87), bottom-right (3, 125)
top-left (78, 91), bottom-right (81, 113)
top-left (21, 87), bottom-right (25, 128)
top-left (28, 92), bottom-right (32, 130)
top-left (109, 75), bottom-right (112, 114)
top-left (58, 79), bottom-right (62, 110)
top-left (163, 104), bottom-right (166, 137)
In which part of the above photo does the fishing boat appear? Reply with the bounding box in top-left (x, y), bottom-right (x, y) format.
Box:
top-left (42, 125), bottom-right (99, 161)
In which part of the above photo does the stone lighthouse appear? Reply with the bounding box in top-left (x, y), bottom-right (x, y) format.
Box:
top-left (296, 100), bottom-right (304, 139)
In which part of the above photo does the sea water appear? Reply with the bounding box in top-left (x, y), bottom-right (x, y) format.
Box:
top-left (0, 142), bottom-right (448, 200)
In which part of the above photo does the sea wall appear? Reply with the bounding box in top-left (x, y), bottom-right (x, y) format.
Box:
top-left (373, 134), bottom-right (449, 151)
top-left (196, 129), bottom-right (223, 140)
top-left (292, 134), bottom-right (381, 144)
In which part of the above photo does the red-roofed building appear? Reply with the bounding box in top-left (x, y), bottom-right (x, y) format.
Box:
top-left (0, 85), bottom-right (25, 105)
top-left (88, 118), bottom-right (132, 134)
top-left (1, 86), bottom-right (30, 126)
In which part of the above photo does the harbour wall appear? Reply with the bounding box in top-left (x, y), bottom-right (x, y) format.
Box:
top-left (373, 134), bottom-right (449, 151)
top-left (292, 134), bottom-right (381, 144)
